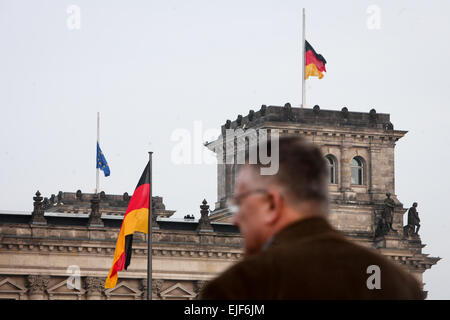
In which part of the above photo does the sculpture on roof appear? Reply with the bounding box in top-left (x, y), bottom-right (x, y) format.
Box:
top-left (375, 192), bottom-right (397, 237)
top-left (382, 192), bottom-right (396, 232)
top-left (404, 202), bottom-right (421, 237)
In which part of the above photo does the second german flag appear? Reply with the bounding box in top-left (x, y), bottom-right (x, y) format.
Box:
top-left (105, 162), bottom-right (150, 289)
top-left (305, 40), bottom-right (327, 80)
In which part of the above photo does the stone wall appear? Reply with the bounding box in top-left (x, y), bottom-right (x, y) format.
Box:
top-left (0, 205), bottom-right (243, 300)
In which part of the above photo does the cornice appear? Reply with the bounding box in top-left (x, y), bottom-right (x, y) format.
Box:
top-left (0, 240), bottom-right (243, 260)
top-left (213, 125), bottom-right (404, 152)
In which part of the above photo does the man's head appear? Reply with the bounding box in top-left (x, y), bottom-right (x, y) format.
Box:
top-left (413, 202), bottom-right (418, 208)
top-left (231, 135), bottom-right (329, 256)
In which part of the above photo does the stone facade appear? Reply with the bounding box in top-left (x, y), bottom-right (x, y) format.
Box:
top-left (0, 105), bottom-right (440, 299)
top-left (0, 197), bottom-right (242, 300)
top-left (41, 191), bottom-right (175, 218)
top-left (207, 104), bottom-right (403, 212)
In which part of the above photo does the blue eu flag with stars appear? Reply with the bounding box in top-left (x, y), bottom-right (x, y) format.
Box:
top-left (97, 143), bottom-right (110, 177)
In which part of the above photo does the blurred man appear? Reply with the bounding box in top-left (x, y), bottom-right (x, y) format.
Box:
top-left (200, 136), bottom-right (423, 299)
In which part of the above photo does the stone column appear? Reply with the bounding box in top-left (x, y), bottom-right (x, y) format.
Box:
top-left (386, 143), bottom-right (396, 195)
top-left (368, 145), bottom-right (380, 195)
top-left (217, 154), bottom-right (225, 209)
top-left (140, 279), bottom-right (148, 300)
top-left (235, 129), bottom-right (246, 190)
top-left (231, 134), bottom-right (238, 195)
top-left (27, 275), bottom-right (50, 300)
top-left (224, 132), bottom-right (234, 203)
top-left (84, 277), bottom-right (104, 300)
top-left (368, 145), bottom-right (383, 201)
top-left (340, 142), bottom-right (351, 192)
top-left (216, 124), bottom-right (229, 209)
top-left (368, 145), bottom-right (374, 194)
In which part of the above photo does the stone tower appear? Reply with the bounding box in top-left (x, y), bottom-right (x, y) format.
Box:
top-left (205, 104), bottom-right (439, 294)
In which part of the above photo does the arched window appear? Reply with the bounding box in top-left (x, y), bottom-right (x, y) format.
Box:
top-left (325, 155), bottom-right (337, 184)
top-left (351, 157), bottom-right (364, 185)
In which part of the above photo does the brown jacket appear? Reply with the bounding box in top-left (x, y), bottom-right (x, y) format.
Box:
top-left (200, 217), bottom-right (423, 299)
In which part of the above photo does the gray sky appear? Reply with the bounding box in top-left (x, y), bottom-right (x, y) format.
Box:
top-left (1, 0), bottom-right (449, 299)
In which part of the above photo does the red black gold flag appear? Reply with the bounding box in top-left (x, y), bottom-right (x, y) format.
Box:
top-left (305, 40), bottom-right (327, 79)
top-left (105, 162), bottom-right (150, 289)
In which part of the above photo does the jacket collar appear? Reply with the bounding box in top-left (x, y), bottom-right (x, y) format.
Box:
top-left (269, 216), bottom-right (335, 248)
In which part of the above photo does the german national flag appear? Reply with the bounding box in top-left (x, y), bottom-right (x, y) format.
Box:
top-left (305, 40), bottom-right (327, 79)
top-left (105, 162), bottom-right (150, 289)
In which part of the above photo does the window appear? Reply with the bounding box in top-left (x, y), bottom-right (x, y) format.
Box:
top-left (325, 155), bottom-right (337, 184)
top-left (351, 157), bottom-right (364, 185)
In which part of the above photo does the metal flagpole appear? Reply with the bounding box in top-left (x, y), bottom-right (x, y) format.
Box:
top-left (96, 112), bottom-right (100, 194)
top-left (147, 152), bottom-right (153, 300)
top-left (301, 8), bottom-right (306, 108)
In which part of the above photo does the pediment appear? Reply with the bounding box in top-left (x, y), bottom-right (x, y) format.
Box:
top-left (47, 279), bottom-right (85, 295)
top-left (0, 278), bottom-right (26, 293)
top-left (160, 283), bottom-right (196, 299)
top-left (105, 281), bottom-right (142, 297)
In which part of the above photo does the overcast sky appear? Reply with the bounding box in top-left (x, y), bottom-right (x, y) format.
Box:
top-left (1, 0), bottom-right (449, 299)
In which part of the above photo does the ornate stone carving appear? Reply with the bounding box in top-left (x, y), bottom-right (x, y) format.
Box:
top-left (313, 105), bottom-right (320, 115)
top-left (27, 275), bottom-right (50, 294)
top-left (84, 277), bottom-right (104, 294)
top-left (88, 193), bottom-right (104, 227)
top-left (57, 191), bottom-right (63, 205)
top-left (283, 102), bottom-right (295, 121)
top-left (384, 122), bottom-right (394, 130)
top-left (341, 107), bottom-right (349, 119)
top-left (248, 110), bottom-right (255, 121)
top-left (151, 279), bottom-right (163, 298)
top-left (236, 115), bottom-right (243, 126)
top-left (225, 120), bottom-right (231, 129)
top-left (31, 191), bottom-right (47, 225)
top-left (42, 197), bottom-right (51, 211)
top-left (152, 197), bottom-right (166, 211)
top-left (260, 105), bottom-right (267, 116)
top-left (49, 194), bottom-right (56, 205)
top-left (369, 108), bottom-right (377, 121)
top-left (193, 280), bottom-right (208, 295)
top-left (197, 199), bottom-right (213, 232)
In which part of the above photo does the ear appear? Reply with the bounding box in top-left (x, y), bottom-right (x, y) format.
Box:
top-left (263, 190), bottom-right (283, 225)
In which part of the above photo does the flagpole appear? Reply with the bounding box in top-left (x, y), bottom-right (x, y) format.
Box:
top-left (301, 8), bottom-right (306, 108)
top-left (96, 112), bottom-right (100, 194)
top-left (147, 151), bottom-right (153, 300)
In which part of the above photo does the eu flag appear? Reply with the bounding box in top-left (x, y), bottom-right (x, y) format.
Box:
top-left (97, 143), bottom-right (110, 177)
